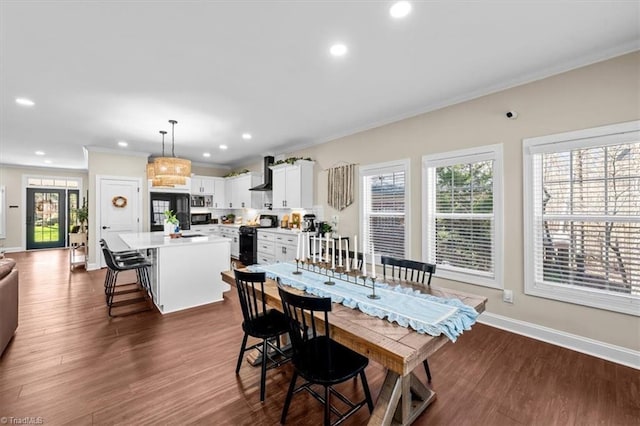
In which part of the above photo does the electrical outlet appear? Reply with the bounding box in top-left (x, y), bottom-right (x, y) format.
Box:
top-left (503, 289), bottom-right (514, 304)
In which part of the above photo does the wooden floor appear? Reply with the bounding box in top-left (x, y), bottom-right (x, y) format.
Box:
top-left (0, 249), bottom-right (638, 425)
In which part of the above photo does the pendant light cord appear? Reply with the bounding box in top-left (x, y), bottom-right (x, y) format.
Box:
top-left (169, 119), bottom-right (178, 157)
top-left (159, 130), bottom-right (167, 156)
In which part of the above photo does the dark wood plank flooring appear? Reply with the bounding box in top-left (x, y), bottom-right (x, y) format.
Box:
top-left (1, 250), bottom-right (638, 425)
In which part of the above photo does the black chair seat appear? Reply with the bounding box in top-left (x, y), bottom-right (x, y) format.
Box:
top-left (242, 309), bottom-right (289, 338)
top-left (294, 336), bottom-right (368, 385)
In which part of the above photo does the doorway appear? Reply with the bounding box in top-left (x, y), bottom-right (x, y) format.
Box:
top-left (26, 188), bottom-right (67, 249)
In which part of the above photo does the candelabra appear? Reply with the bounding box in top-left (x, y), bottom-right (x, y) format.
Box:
top-left (323, 262), bottom-right (335, 285)
top-left (292, 258), bottom-right (302, 275)
top-left (367, 276), bottom-right (380, 299)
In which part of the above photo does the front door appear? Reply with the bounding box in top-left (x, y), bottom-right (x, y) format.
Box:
top-left (98, 177), bottom-right (141, 267)
top-left (26, 188), bottom-right (66, 249)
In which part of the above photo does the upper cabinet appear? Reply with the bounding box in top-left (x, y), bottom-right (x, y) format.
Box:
top-left (212, 178), bottom-right (226, 209)
top-left (191, 176), bottom-right (218, 195)
top-left (270, 160), bottom-right (314, 209)
top-left (225, 173), bottom-right (262, 209)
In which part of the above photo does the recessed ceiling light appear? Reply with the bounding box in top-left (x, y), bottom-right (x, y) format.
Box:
top-left (44, 160), bottom-right (52, 164)
top-left (118, 141), bottom-right (128, 147)
top-left (16, 97), bottom-right (35, 107)
top-left (242, 133), bottom-right (252, 140)
top-left (35, 150), bottom-right (45, 156)
top-left (203, 152), bottom-right (211, 158)
top-left (330, 44), bottom-right (348, 57)
top-left (390, 1), bottom-right (412, 19)
top-left (219, 145), bottom-right (228, 150)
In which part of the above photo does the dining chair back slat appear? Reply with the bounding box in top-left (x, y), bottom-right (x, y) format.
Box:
top-left (381, 256), bottom-right (436, 286)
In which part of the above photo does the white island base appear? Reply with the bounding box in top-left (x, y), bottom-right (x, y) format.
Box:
top-left (117, 233), bottom-right (232, 314)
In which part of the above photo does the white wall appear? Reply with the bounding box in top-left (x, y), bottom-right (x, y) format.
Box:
top-left (87, 150), bottom-right (148, 266)
top-left (241, 52), bottom-right (640, 353)
top-left (0, 165), bottom-right (88, 250)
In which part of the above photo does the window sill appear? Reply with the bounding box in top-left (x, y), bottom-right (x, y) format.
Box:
top-left (436, 268), bottom-right (502, 290)
top-left (526, 280), bottom-right (640, 316)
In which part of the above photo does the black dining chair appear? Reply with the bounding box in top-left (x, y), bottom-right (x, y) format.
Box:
top-left (233, 270), bottom-right (291, 402)
top-left (278, 283), bottom-right (373, 426)
top-left (381, 255), bottom-right (436, 383)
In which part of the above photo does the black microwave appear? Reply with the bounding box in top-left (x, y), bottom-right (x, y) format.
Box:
top-left (191, 212), bottom-right (211, 225)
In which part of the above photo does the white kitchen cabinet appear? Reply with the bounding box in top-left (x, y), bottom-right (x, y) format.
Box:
top-left (191, 175), bottom-right (219, 195)
top-left (225, 173), bottom-right (262, 209)
top-left (274, 233), bottom-right (298, 263)
top-left (219, 225), bottom-right (240, 258)
top-left (270, 160), bottom-right (314, 209)
top-left (257, 229), bottom-right (298, 264)
top-left (257, 230), bottom-right (275, 264)
top-left (212, 178), bottom-right (226, 208)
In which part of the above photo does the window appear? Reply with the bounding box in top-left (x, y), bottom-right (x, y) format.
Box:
top-left (360, 159), bottom-right (410, 259)
top-left (27, 177), bottom-right (80, 188)
top-left (524, 121), bottom-right (640, 315)
top-left (422, 144), bottom-right (503, 288)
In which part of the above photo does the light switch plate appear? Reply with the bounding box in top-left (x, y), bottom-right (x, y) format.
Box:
top-left (503, 289), bottom-right (514, 303)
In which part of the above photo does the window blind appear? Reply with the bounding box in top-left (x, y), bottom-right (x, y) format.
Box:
top-left (532, 142), bottom-right (640, 296)
top-left (428, 160), bottom-right (495, 277)
top-left (362, 169), bottom-right (406, 258)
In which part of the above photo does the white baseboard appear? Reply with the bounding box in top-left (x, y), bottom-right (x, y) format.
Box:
top-left (87, 262), bottom-right (100, 271)
top-left (479, 312), bottom-right (640, 370)
top-left (1, 246), bottom-right (24, 253)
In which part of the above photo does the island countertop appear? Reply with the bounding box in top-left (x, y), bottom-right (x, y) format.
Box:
top-left (117, 231), bottom-right (231, 250)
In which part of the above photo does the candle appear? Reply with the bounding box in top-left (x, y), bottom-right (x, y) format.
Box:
top-left (371, 243), bottom-right (376, 278)
top-left (362, 239), bottom-right (367, 275)
top-left (345, 239), bottom-right (350, 272)
top-left (353, 235), bottom-right (358, 271)
top-left (306, 232), bottom-right (311, 260)
top-left (325, 234), bottom-right (330, 262)
top-left (331, 240), bottom-right (335, 269)
top-left (301, 233), bottom-right (306, 262)
top-left (311, 236), bottom-right (316, 262)
top-left (338, 235), bottom-right (342, 267)
top-left (296, 232), bottom-right (301, 260)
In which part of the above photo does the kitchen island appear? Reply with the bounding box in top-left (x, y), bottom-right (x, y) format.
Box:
top-left (113, 232), bottom-right (232, 314)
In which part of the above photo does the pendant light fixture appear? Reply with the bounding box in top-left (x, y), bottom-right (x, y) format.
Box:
top-left (153, 119), bottom-right (192, 186)
top-left (148, 131), bottom-right (173, 187)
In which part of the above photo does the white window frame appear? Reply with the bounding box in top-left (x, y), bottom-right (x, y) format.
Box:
top-left (422, 144), bottom-right (504, 289)
top-left (359, 159), bottom-right (411, 260)
top-left (523, 120), bottom-right (640, 316)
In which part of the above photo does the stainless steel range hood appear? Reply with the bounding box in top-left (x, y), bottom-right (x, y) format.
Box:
top-left (249, 156), bottom-right (275, 191)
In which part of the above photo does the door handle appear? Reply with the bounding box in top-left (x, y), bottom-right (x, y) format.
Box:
top-left (102, 226), bottom-right (110, 230)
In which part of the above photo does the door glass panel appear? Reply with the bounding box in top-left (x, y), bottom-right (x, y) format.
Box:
top-left (26, 188), bottom-right (66, 249)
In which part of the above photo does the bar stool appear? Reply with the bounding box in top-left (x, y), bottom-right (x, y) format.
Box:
top-left (99, 239), bottom-right (147, 295)
top-left (100, 240), bottom-right (153, 316)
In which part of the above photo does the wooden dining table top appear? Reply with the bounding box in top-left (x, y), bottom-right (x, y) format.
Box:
top-left (221, 269), bottom-right (487, 377)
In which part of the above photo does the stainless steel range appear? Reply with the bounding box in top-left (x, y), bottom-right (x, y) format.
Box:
top-left (239, 214), bottom-right (278, 265)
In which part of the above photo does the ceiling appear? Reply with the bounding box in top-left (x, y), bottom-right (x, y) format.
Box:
top-left (1, 1), bottom-right (638, 170)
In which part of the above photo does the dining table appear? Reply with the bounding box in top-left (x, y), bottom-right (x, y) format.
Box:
top-left (221, 264), bottom-right (487, 426)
